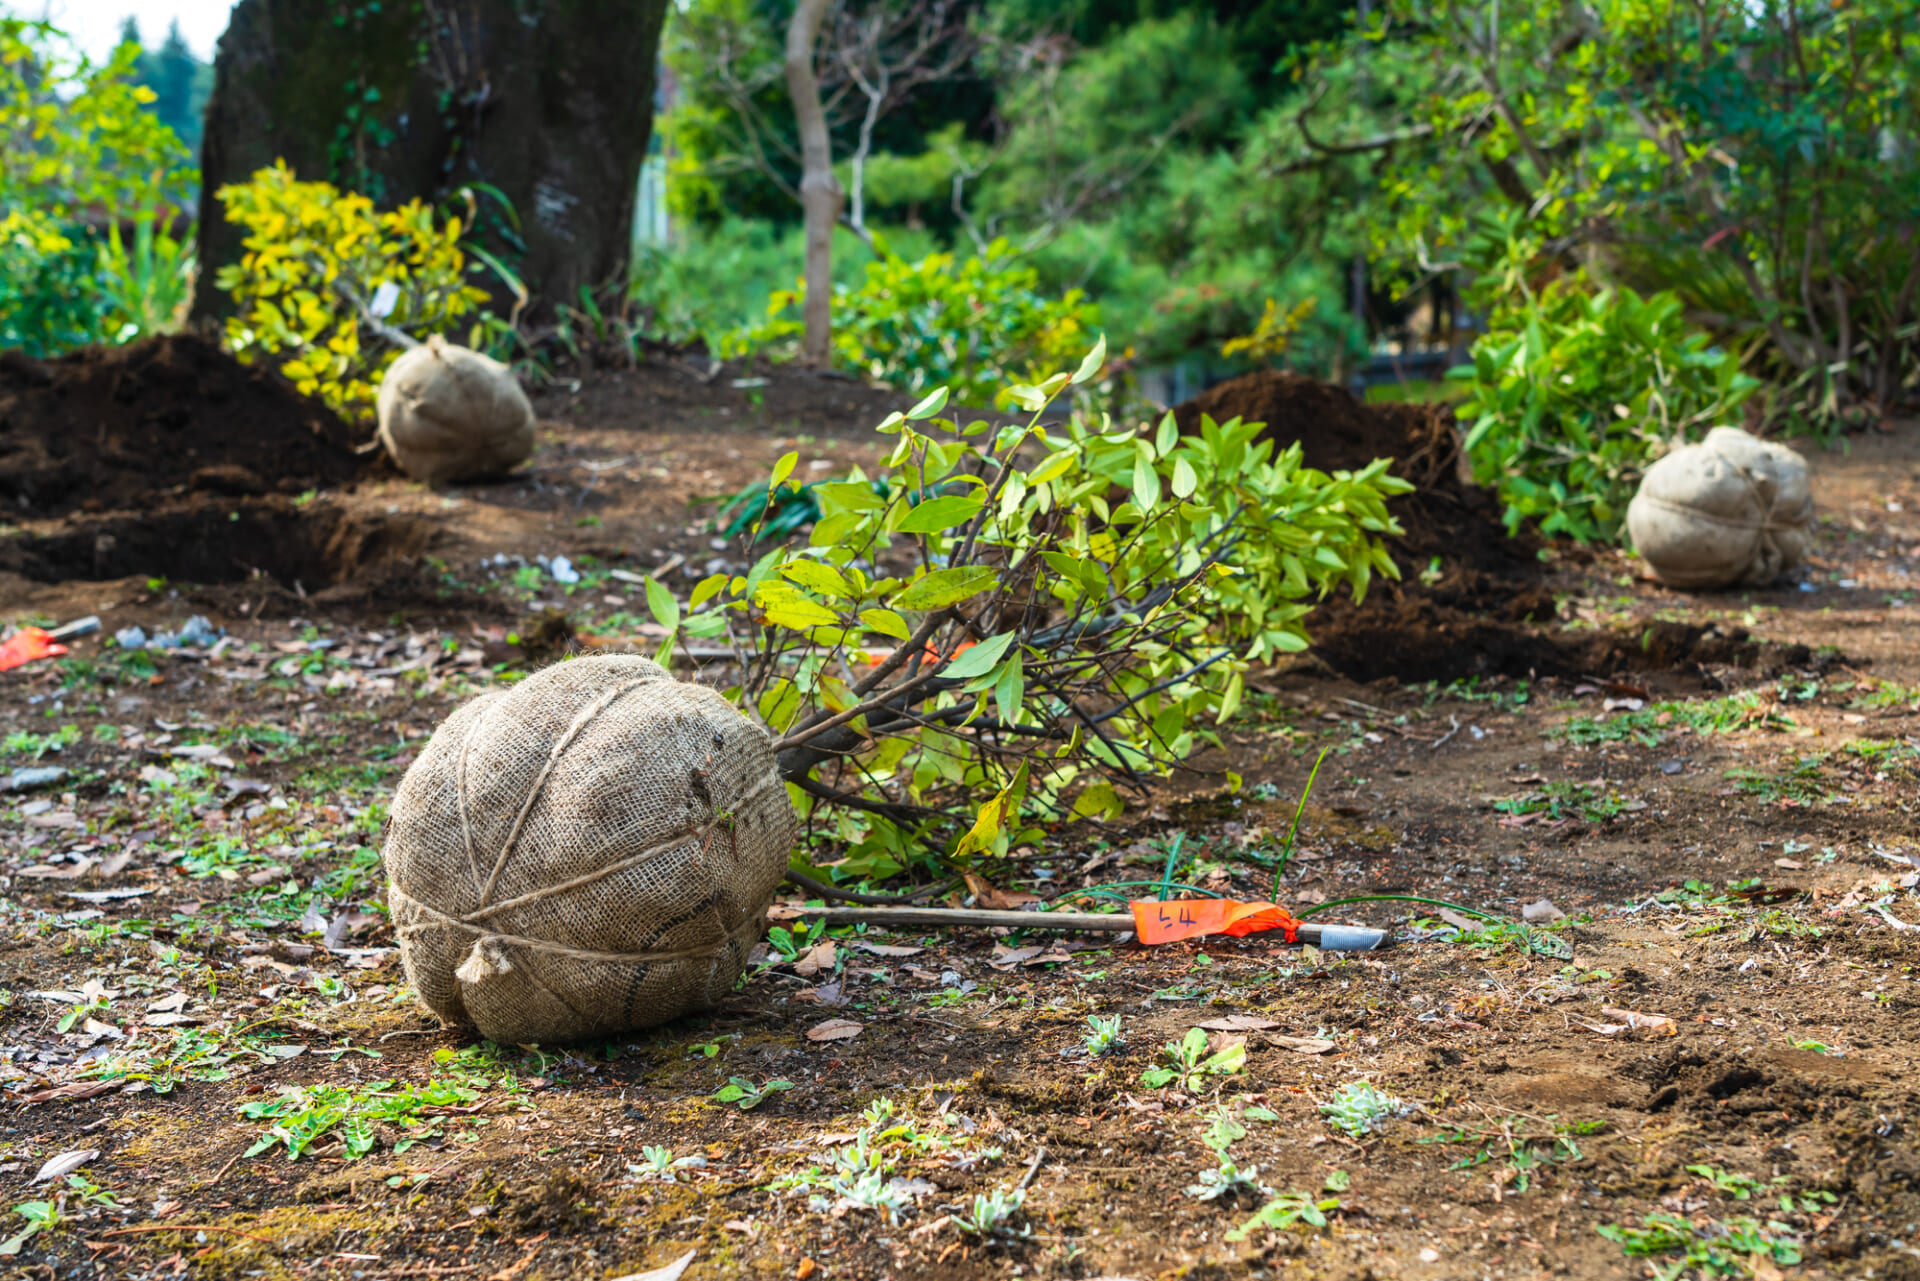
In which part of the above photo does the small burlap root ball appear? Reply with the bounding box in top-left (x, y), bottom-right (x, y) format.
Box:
top-left (1626, 426), bottom-right (1813, 589)
top-left (384, 654), bottom-right (795, 1044)
top-left (376, 335), bottom-right (536, 485)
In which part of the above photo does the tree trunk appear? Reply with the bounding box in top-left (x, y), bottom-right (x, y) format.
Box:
top-left (785, 0), bottom-right (839, 367)
top-left (190, 0), bottom-right (671, 325)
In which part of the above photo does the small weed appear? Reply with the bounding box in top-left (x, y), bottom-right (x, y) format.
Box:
top-left (712, 1076), bottom-right (794, 1111)
top-left (1555, 692), bottom-right (1790, 748)
top-left (1319, 1081), bottom-right (1405, 1136)
top-left (0, 1200), bottom-right (59, 1257)
top-left (1082, 1013), bottom-right (1123, 1056)
top-left (1186, 1156), bottom-right (1270, 1202)
top-left (1225, 1190), bottom-right (1340, 1241)
top-left (1139, 1028), bottom-right (1245, 1091)
top-left (1688, 1164), bottom-right (1768, 1200)
top-left (238, 1076), bottom-right (514, 1160)
top-left (1597, 1211), bottom-right (1801, 1275)
top-left (1492, 780), bottom-right (1629, 823)
top-left (953, 1185), bottom-right (1029, 1239)
top-left (1726, 755), bottom-right (1830, 804)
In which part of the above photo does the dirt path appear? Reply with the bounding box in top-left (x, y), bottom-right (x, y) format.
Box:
top-left (0, 362), bottom-right (1913, 1280)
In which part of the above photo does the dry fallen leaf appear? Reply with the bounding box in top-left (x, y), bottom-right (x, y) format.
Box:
top-left (610, 1250), bottom-right (697, 1281)
top-left (851, 941), bottom-right (924, 958)
top-left (33, 1149), bottom-right (99, 1183)
top-left (964, 872), bottom-right (1043, 911)
top-left (1522, 899), bottom-right (1567, 923)
top-left (1204, 1031), bottom-right (1247, 1057)
top-left (1195, 1015), bottom-right (1280, 1032)
top-left (806, 1018), bottom-right (863, 1043)
top-left (1775, 858), bottom-right (1806, 871)
top-left (792, 941), bottom-right (836, 977)
top-left (1272, 1035), bottom-right (1338, 1055)
top-left (1599, 1006), bottom-right (1678, 1036)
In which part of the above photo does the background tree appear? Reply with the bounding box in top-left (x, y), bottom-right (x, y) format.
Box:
top-left (121, 18), bottom-right (212, 161)
top-left (190, 0), bottom-right (672, 324)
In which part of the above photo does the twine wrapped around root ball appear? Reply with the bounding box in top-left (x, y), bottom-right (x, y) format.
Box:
top-left (384, 655), bottom-right (796, 1045)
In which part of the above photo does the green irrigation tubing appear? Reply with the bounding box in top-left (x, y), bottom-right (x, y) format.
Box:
top-left (1155, 831), bottom-right (1188, 902)
top-left (1292, 894), bottom-right (1572, 958)
top-left (1272, 746), bottom-right (1331, 901)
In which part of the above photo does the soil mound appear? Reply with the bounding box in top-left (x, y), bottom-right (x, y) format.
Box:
top-left (1174, 372), bottom-right (1845, 683)
top-left (0, 335), bottom-right (362, 515)
top-left (1173, 368), bottom-right (1537, 587)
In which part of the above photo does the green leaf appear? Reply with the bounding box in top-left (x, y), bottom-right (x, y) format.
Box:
top-left (898, 495), bottom-right (984, 534)
top-left (1132, 451), bottom-right (1159, 512)
top-left (1171, 456), bottom-right (1198, 499)
top-left (907, 386), bottom-right (949, 419)
top-left (1070, 779), bottom-right (1121, 821)
top-left (858, 608), bottom-right (911, 640)
top-left (754, 583), bottom-right (839, 630)
top-left (644, 577), bottom-right (680, 631)
top-left (781, 559), bottom-right (853, 599)
top-left (940, 632), bottom-right (1016, 679)
top-left (1071, 334), bottom-right (1108, 385)
top-left (769, 451), bottom-right (798, 491)
top-left (893, 566), bottom-right (997, 610)
top-left (1155, 412), bottom-right (1179, 458)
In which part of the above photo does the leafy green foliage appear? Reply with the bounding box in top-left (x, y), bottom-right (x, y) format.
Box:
top-left (215, 162), bottom-right (494, 419)
top-left (727, 236), bottom-right (1098, 409)
top-left (690, 342), bottom-right (1410, 873)
top-left (1313, 0), bottom-right (1920, 429)
top-left (953, 1186), bottom-right (1030, 1238)
top-left (1082, 1013), bottom-right (1124, 1056)
top-left (238, 1074), bottom-right (517, 1161)
top-left (1454, 272), bottom-right (1759, 541)
top-left (0, 19), bottom-right (197, 356)
top-left (1597, 1212), bottom-right (1802, 1276)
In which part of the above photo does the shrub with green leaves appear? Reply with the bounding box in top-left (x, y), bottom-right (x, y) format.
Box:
top-left (0, 20), bottom-right (197, 356)
top-left (726, 235), bottom-right (1098, 410)
top-left (1453, 277), bottom-right (1759, 542)
top-left (661, 339), bottom-right (1411, 879)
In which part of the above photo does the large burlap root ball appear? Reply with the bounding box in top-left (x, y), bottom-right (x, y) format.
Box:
top-left (1626, 426), bottom-right (1813, 589)
top-left (376, 336), bottom-right (536, 485)
top-left (384, 655), bottom-right (795, 1044)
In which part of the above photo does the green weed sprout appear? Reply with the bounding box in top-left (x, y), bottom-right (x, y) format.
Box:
top-left (953, 1185), bottom-right (1030, 1239)
top-left (1320, 1081), bottom-right (1406, 1136)
top-left (1186, 1156), bottom-right (1271, 1202)
top-left (1226, 1190), bottom-right (1340, 1241)
top-left (712, 1076), bottom-right (794, 1111)
top-left (0, 1200), bottom-right (59, 1257)
top-left (629, 1146), bottom-right (677, 1180)
top-left (1082, 1013), bottom-right (1123, 1056)
top-left (1140, 1028), bottom-right (1245, 1091)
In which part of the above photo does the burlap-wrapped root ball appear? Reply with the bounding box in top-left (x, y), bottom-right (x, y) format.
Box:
top-left (1626, 426), bottom-right (1813, 589)
top-left (384, 655), bottom-right (796, 1044)
top-left (376, 336), bottom-right (536, 485)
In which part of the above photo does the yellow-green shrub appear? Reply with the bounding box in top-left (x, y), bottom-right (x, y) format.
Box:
top-left (214, 162), bottom-right (489, 419)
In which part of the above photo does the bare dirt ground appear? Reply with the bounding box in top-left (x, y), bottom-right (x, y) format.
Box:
top-left (0, 347), bottom-right (1915, 1281)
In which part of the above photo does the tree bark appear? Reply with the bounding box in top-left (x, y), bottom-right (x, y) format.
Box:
top-left (190, 0), bottom-right (671, 324)
top-left (785, 0), bottom-right (839, 367)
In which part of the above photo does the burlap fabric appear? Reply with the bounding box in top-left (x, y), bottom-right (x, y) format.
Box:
top-left (384, 655), bottom-right (795, 1044)
top-left (1626, 427), bottom-right (1813, 589)
top-left (376, 336), bottom-right (536, 485)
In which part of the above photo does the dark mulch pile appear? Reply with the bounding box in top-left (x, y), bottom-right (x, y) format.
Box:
top-left (0, 334), bottom-right (363, 515)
